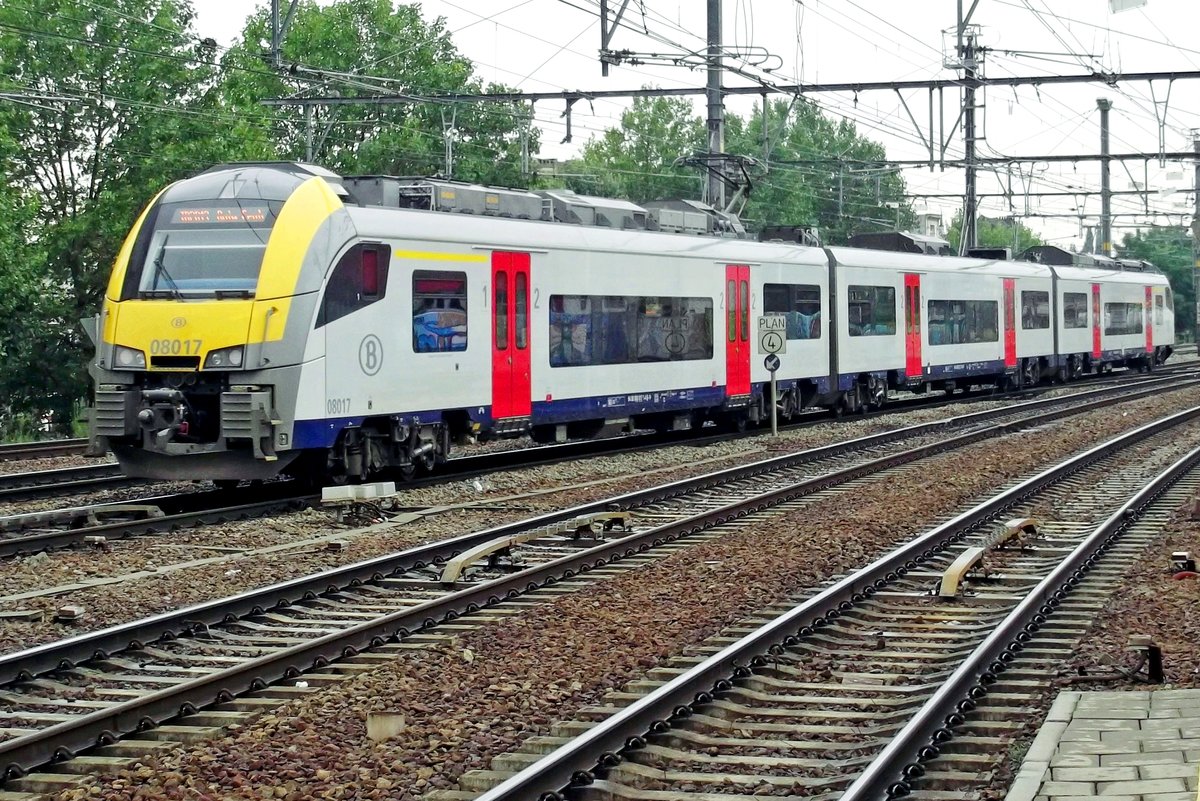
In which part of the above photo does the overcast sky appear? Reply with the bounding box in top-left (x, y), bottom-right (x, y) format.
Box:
top-left (189, 0), bottom-right (1200, 249)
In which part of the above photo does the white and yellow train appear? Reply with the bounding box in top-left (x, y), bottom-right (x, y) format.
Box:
top-left (86, 163), bottom-right (1175, 483)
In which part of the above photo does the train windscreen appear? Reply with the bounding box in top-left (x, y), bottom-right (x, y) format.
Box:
top-left (130, 200), bottom-right (283, 298)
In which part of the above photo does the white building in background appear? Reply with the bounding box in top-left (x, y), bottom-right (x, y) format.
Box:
top-left (915, 212), bottom-right (946, 239)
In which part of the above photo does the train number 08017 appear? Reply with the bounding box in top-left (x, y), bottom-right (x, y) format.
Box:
top-left (326, 397), bottom-right (352, 416)
top-left (149, 339), bottom-right (202, 355)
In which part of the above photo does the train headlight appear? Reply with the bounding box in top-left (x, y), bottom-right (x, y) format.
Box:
top-left (204, 346), bottom-right (245, 369)
top-left (114, 345), bottom-right (146, 368)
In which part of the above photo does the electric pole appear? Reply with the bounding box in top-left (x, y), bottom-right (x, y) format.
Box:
top-left (1098, 98), bottom-right (1112, 257)
top-left (705, 0), bottom-right (725, 210)
top-left (1192, 131), bottom-right (1200, 344)
top-left (957, 1), bottom-right (981, 254)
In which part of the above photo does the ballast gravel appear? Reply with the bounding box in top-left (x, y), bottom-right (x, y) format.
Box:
top-left (50, 390), bottom-right (1200, 801)
top-left (0, 385), bottom-right (1185, 653)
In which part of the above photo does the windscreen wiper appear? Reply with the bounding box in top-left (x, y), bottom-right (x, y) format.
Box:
top-left (146, 235), bottom-right (182, 298)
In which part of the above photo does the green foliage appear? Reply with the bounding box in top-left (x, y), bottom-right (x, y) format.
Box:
top-left (561, 95), bottom-right (912, 243)
top-left (563, 95), bottom-right (704, 200)
top-left (731, 99), bottom-right (912, 243)
top-left (218, 0), bottom-right (536, 185)
top-left (946, 213), bottom-right (1044, 254)
top-left (0, 0), bottom-right (270, 434)
top-left (1118, 227), bottom-right (1195, 339)
top-left (0, 0), bottom-right (526, 436)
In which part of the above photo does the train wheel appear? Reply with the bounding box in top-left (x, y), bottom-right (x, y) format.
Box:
top-left (839, 391), bottom-right (860, 416)
top-left (865, 376), bottom-right (887, 409)
top-left (1022, 359), bottom-right (1041, 386)
top-left (724, 412), bottom-right (748, 433)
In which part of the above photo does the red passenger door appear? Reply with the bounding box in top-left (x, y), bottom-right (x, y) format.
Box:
top-left (1091, 283), bottom-right (1102, 359)
top-left (1144, 286), bottom-right (1154, 353)
top-left (724, 264), bottom-right (751, 396)
top-left (491, 252), bottom-right (531, 419)
top-left (903, 273), bottom-right (922, 380)
top-left (1002, 278), bottom-right (1017, 368)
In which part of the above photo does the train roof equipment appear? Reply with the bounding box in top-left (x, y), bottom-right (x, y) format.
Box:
top-left (846, 230), bottom-right (954, 256)
top-left (1018, 245), bottom-right (1160, 273)
top-left (338, 173), bottom-right (749, 239)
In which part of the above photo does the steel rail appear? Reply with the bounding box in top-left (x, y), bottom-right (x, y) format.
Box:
top-left (0, 464), bottom-right (128, 499)
top-left (0, 375), bottom-right (1181, 680)
top-left (467, 405), bottom-right (1200, 801)
top-left (0, 439), bottom-right (87, 461)
top-left (0, 395), bottom-right (1194, 780)
top-left (841, 444), bottom-right (1200, 799)
top-left (0, 480), bottom-right (317, 555)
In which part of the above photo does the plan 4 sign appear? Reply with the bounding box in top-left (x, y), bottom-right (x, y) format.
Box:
top-left (758, 315), bottom-right (787, 355)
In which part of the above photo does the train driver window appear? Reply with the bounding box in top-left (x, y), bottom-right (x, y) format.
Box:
top-left (1155, 295), bottom-right (1164, 325)
top-left (412, 270), bottom-right (468, 353)
top-left (318, 244), bottom-right (391, 328)
top-left (1021, 291), bottom-right (1050, 330)
top-left (1062, 292), bottom-right (1088, 329)
top-left (1166, 287), bottom-right (1174, 311)
top-left (848, 285), bottom-right (896, 337)
top-left (763, 283), bottom-right (821, 339)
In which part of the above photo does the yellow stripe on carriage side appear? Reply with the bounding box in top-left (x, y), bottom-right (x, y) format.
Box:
top-left (392, 250), bottom-right (489, 263)
top-left (250, 176), bottom-right (344, 343)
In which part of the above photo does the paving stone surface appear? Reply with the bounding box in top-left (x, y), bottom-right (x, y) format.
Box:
top-left (1005, 690), bottom-right (1200, 801)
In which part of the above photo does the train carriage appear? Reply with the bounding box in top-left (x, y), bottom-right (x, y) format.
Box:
top-left (86, 163), bottom-right (1176, 484)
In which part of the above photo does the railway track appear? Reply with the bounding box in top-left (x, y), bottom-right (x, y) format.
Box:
top-left (0, 375), bottom-right (1195, 791)
top-left (0, 464), bottom-right (134, 504)
top-left (0, 363), bottom-right (1193, 508)
top-left (0, 440), bottom-right (88, 463)
top-left (442, 409), bottom-right (1200, 801)
top-left (1, 371), bottom-right (1194, 560)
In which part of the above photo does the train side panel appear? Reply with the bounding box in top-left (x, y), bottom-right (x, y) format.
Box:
top-left (833, 262), bottom-right (905, 382)
top-left (748, 258), bottom-right (832, 395)
top-left (530, 247), bottom-right (726, 428)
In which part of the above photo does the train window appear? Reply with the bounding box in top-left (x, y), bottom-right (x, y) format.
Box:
top-left (412, 270), bottom-right (467, 353)
top-left (1165, 287), bottom-right (1174, 311)
top-left (494, 272), bottom-right (508, 350)
top-left (764, 283), bottom-right (822, 340)
top-left (1062, 292), bottom-right (1088, 329)
top-left (1155, 295), bottom-right (1164, 325)
top-left (549, 294), bottom-right (713, 367)
top-left (317, 244), bottom-right (392, 328)
top-left (727, 280), bottom-right (736, 343)
top-left (515, 273), bottom-right (529, 349)
top-left (740, 280), bottom-right (750, 342)
top-left (926, 299), bottom-right (998, 345)
top-left (1020, 291), bottom-right (1050, 330)
top-left (1103, 302), bottom-right (1144, 336)
top-left (848, 285), bottom-right (896, 337)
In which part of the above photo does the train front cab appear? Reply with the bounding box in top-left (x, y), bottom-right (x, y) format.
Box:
top-left (88, 164), bottom-right (348, 481)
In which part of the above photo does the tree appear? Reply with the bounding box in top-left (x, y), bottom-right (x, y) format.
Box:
top-left (730, 99), bottom-right (912, 243)
top-left (564, 95), bottom-right (704, 201)
top-left (218, 0), bottom-right (536, 186)
top-left (1117, 227), bottom-right (1194, 339)
top-left (0, 0), bottom-right (262, 433)
top-left (560, 95), bottom-right (912, 244)
top-left (946, 213), bottom-right (1044, 255)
